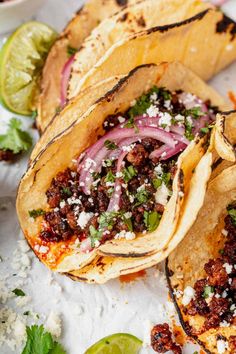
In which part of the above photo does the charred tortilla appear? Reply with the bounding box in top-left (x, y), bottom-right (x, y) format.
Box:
top-left (17, 63), bottom-right (230, 281)
top-left (68, 0), bottom-right (211, 99)
top-left (68, 8), bottom-right (236, 98)
top-left (166, 159), bottom-right (236, 353)
top-left (37, 0), bottom-right (138, 132)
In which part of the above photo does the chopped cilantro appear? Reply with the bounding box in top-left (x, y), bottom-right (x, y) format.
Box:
top-left (144, 211), bottom-right (161, 232)
top-left (92, 172), bottom-right (101, 180)
top-left (185, 107), bottom-right (204, 119)
top-left (159, 88), bottom-right (171, 101)
top-left (89, 226), bottom-right (102, 248)
top-left (153, 172), bottom-right (171, 189)
top-left (193, 352), bottom-right (198, 354)
top-left (12, 288), bottom-right (25, 297)
top-left (104, 171), bottom-right (115, 183)
top-left (122, 213), bottom-right (133, 232)
top-left (104, 140), bottom-right (118, 150)
top-left (123, 165), bottom-right (137, 183)
top-left (67, 45), bottom-right (77, 57)
top-left (99, 212), bottom-right (117, 231)
top-left (61, 187), bottom-right (72, 197)
top-left (28, 209), bottom-right (45, 219)
top-left (0, 118), bottom-right (32, 154)
top-left (103, 159), bottom-right (114, 167)
top-left (185, 119), bottom-right (194, 141)
top-left (200, 127), bottom-right (210, 134)
top-left (135, 189), bottom-right (150, 206)
top-left (31, 110), bottom-right (38, 120)
top-left (152, 178), bottom-right (162, 189)
top-left (21, 325), bottom-right (66, 354)
top-left (227, 205), bottom-right (236, 225)
top-left (23, 311), bottom-right (30, 316)
top-left (127, 86), bottom-right (160, 118)
top-left (202, 285), bottom-right (214, 299)
top-left (219, 249), bottom-right (224, 255)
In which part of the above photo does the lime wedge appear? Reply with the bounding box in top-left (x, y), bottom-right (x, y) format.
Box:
top-left (85, 333), bottom-right (143, 354)
top-left (0, 21), bottom-right (57, 116)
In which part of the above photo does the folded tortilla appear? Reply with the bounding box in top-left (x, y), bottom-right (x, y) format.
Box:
top-left (17, 63), bottom-right (230, 281)
top-left (68, 8), bottom-right (236, 98)
top-left (68, 112), bottom-right (236, 284)
top-left (37, 0), bottom-right (138, 132)
top-left (68, 0), bottom-right (211, 99)
top-left (166, 122), bottom-right (236, 353)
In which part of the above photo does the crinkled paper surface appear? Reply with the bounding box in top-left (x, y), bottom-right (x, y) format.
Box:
top-left (0, 1), bottom-right (236, 353)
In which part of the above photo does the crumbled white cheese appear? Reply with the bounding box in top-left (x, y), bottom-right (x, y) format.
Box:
top-left (115, 231), bottom-right (136, 240)
top-left (124, 212), bottom-right (132, 219)
top-left (34, 245), bottom-right (49, 254)
top-left (122, 143), bottom-right (136, 152)
top-left (175, 114), bottom-right (185, 122)
top-left (182, 286), bottom-right (195, 306)
top-left (154, 164), bottom-right (163, 176)
top-left (118, 116), bottom-right (126, 123)
top-left (220, 320), bottom-right (230, 327)
top-left (223, 263), bottom-right (233, 274)
top-left (217, 340), bottom-right (229, 354)
top-left (84, 158), bottom-right (96, 172)
top-left (164, 100), bottom-right (171, 109)
top-left (155, 183), bottom-right (171, 206)
top-left (77, 211), bottom-right (94, 229)
top-left (45, 311), bottom-right (62, 338)
top-left (59, 201), bottom-right (66, 208)
top-left (178, 191), bottom-right (184, 198)
top-left (146, 104), bottom-right (159, 117)
top-left (173, 289), bottom-right (183, 299)
top-left (150, 92), bottom-right (158, 102)
top-left (116, 172), bottom-right (123, 178)
top-left (186, 116), bottom-right (193, 125)
top-left (158, 112), bottom-right (172, 129)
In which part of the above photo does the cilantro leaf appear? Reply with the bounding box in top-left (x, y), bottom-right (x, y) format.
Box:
top-left (31, 110), bottom-right (38, 120)
top-left (21, 325), bottom-right (66, 354)
top-left (12, 288), bottom-right (25, 297)
top-left (185, 107), bottom-right (204, 119)
top-left (61, 187), bottom-right (72, 197)
top-left (28, 209), bottom-right (45, 219)
top-left (127, 86), bottom-right (160, 118)
top-left (89, 226), bottom-right (102, 248)
top-left (67, 45), bottom-right (77, 57)
top-left (152, 178), bottom-right (162, 189)
top-left (135, 189), bottom-right (150, 206)
top-left (200, 127), bottom-right (210, 134)
top-left (123, 165), bottom-right (137, 183)
top-left (144, 211), bottom-right (161, 232)
top-left (0, 118), bottom-right (32, 154)
top-left (104, 171), bottom-right (115, 183)
top-left (185, 118), bottom-right (194, 141)
top-left (104, 140), bottom-right (118, 150)
top-left (49, 342), bottom-right (67, 354)
top-left (202, 286), bottom-right (214, 299)
top-left (227, 205), bottom-right (236, 225)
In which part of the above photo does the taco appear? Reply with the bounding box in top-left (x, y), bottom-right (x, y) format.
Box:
top-left (68, 8), bottom-right (236, 99)
top-left (68, 0), bottom-right (211, 100)
top-left (67, 113), bottom-right (236, 283)
top-left (37, 0), bottom-right (138, 132)
top-left (166, 146), bottom-right (236, 353)
top-left (17, 62), bottom-right (229, 278)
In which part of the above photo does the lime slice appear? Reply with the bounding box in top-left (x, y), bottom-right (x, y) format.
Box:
top-left (0, 21), bottom-right (57, 116)
top-left (85, 333), bottom-right (143, 354)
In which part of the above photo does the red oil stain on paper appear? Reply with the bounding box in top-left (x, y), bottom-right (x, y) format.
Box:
top-left (119, 269), bottom-right (146, 283)
top-left (228, 91), bottom-right (236, 109)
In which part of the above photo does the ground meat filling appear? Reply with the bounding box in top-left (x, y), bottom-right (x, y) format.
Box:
top-left (183, 202), bottom-right (236, 337)
top-left (151, 323), bottom-right (182, 354)
top-left (29, 86), bottom-right (215, 250)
